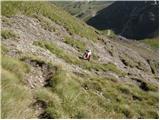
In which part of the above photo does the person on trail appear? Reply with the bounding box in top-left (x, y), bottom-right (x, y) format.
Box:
top-left (82, 49), bottom-right (92, 61)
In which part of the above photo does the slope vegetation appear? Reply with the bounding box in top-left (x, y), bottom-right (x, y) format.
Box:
top-left (53, 1), bottom-right (113, 21)
top-left (1, 1), bottom-right (159, 119)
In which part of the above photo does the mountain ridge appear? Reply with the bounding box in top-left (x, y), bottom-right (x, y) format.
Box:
top-left (87, 1), bottom-right (159, 40)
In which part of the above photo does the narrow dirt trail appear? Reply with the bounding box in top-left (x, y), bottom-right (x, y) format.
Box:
top-left (22, 59), bottom-right (56, 118)
top-left (24, 59), bottom-right (54, 89)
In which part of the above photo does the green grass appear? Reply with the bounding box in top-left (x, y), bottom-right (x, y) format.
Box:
top-left (2, 17), bottom-right (13, 26)
top-left (64, 36), bottom-right (85, 52)
top-left (1, 1), bottom-right (99, 42)
top-left (35, 68), bottom-right (158, 118)
top-left (50, 67), bottom-right (80, 97)
top-left (35, 66), bottom-right (82, 118)
top-left (101, 29), bottom-right (117, 39)
top-left (1, 45), bottom-right (9, 55)
top-left (147, 59), bottom-right (158, 75)
top-left (120, 54), bottom-right (138, 68)
top-left (1, 29), bottom-right (16, 39)
top-left (19, 53), bottom-right (55, 70)
top-left (1, 54), bottom-right (158, 118)
top-left (2, 55), bottom-right (30, 80)
top-left (1, 55), bottom-right (34, 118)
top-left (64, 36), bottom-right (100, 60)
top-left (1, 1), bottom-right (158, 118)
top-left (1, 69), bottom-right (35, 118)
top-left (33, 40), bottom-right (81, 65)
top-left (34, 15), bottom-right (56, 32)
top-left (119, 54), bottom-right (148, 72)
top-left (142, 38), bottom-right (159, 49)
top-left (53, 1), bottom-right (112, 21)
top-left (131, 77), bottom-right (158, 92)
top-left (33, 40), bottom-right (125, 76)
top-left (94, 77), bottom-right (158, 118)
top-left (35, 88), bottom-right (65, 118)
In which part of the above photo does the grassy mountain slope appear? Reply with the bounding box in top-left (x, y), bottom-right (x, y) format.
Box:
top-left (1, 1), bottom-right (159, 119)
top-left (87, 1), bottom-right (159, 40)
top-left (52, 1), bottom-right (159, 49)
top-left (53, 1), bottom-right (113, 21)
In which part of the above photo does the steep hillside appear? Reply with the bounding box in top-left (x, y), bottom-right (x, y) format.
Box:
top-left (87, 1), bottom-right (159, 40)
top-left (53, 1), bottom-right (113, 21)
top-left (1, 1), bottom-right (159, 119)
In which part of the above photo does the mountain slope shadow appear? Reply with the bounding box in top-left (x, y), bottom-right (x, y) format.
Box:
top-left (87, 1), bottom-right (159, 40)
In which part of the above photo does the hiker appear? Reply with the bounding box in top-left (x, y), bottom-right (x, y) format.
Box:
top-left (82, 49), bottom-right (92, 61)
